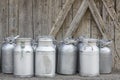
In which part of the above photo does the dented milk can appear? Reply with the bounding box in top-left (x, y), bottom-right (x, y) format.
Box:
top-left (57, 38), bottom-right (77, 75)
top-left (14, 38), bottom-right (34, 77)
top-left (79, 38), bottom-right (99, 76)
top-left (2, 36), bottom-right (19, 74)
top-left (35, 36), bottom-right (56, 77)
top-left (99, 40), bottom-right (112, 74)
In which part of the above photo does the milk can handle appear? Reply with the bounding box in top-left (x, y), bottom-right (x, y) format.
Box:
top-left (14, 35), bottom-right (19, 40)
top-left (3, 35), bottom-right (19, 44)
top-left (99, 40), bottom-right (112, 47)
top-left (53, 40), bottom-right (57, 48)
top-left (105, 40), bottom-right (112, 46)
top-left (31, 39), bottom-right (37, 50)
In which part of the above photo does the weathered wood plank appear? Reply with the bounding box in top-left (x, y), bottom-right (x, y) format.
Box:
top-left (41, 0), bottom-right (50, 35)
top-left (18, 0), bottom-right (33, 37)
top-left (102, 3), bottom-right (115, 70)
top-left (114, 0), bottom-right (120, 70)
top-left (8, 0), bottom-right (18, 36)
top-left (0, 0), bottom-right (9, 39)
top-left (72, 0), bottom-right (82, 18)
top-left (61, 0), bottom-right (73, 40)
top-left (33, 0), bottom-right (42, 38)
top-left (90, 0), bottom-right (102, 39)
top-left (88, 0), bottom-right (107, 39)
top-left (48, 0), bottom-right (52, 35)
top-left (102, 0), bottom-right (120, 32)
top-left (65, 0), bottom-right (88, 38)
top-left (102, 0), bottom-right (117, 20)
top-left (74, 9), bottom-right (90, 38)
top-left (55, 0), bottom-right (63, 41)
top-left (72, 0), bottom-right (90, 38)
top-left (72, 0), bottom-right (82, 38)
top-left (49, 0), bottom-right (75, 36)
top-left (62, 10), bottom-right (73, 39)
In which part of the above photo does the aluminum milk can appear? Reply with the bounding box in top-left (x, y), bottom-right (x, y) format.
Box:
top-left (0, 43), bottom-right (1, 70)
top-left (79, 38), bottom-right (99, 76)
top-left (99, 40), bottom-right (112, 73)
top-left (2, 37), bottom-right (15, 73)
top-left (2, 36), bottom-right (19, 74)
top-left (14, 38), bottom-right (34, 77)
top-left (57, 38), bottom-right (77, 75)
top-left (35, 36), bottom-right (56, 77)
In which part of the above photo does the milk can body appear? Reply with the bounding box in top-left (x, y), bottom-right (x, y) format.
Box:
top-left (57, 39), bottom-right (77, 75)
top-left (99, 40), bottom-right (112, 73)
top-left (0, 44), bottom-right (1, 70)
top-left (35, 36), bottom-right (56, 77)
top-left (14, 38), bottom-right (34, 77)
top-left (2, 39), bottom-right (15, 73)
top-left (79, 39), bottom-right (99, 77)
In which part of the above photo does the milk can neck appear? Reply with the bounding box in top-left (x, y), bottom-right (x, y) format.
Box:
top-left (88, 42), bottom-right (97, 46)
top-left (17, 41), bottom-right (31, 45)
top-left (16, 38), bottom-right (32, 46)
top-left (38, 41), bottom-right (53, 46)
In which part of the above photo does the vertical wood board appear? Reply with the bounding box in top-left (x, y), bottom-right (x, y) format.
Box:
top-left (18, 0), bottom-right (33, 37)
top-left (8, 0), bottom-right (18, 36)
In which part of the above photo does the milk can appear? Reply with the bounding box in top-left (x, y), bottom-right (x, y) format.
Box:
top-left (79, 38), bottom-right (99, 76)
top-left (2, 36), bottom-right (19, 74)
top-left (0, 42), bottom-right (1, 70)
top-left (14, 38), bottom-right (34, 77)
top-left (35, 36), bottom-right (56, 77)
top-left (99, 40), bottom-right (112, 73)
top-left (57, 38), bottom-right (77, 75)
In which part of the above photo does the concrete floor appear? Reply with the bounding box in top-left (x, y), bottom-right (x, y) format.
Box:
top-left (0, 71), bottom-right (120, 80)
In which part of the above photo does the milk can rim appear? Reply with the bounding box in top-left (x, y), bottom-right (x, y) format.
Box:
top-left (59, 39), bottom-right (77, 45)
top-left (16, 38), bottom-right (32, 41)
top-left (38, 36), bottom-right (55, 41)
top-left (80, 38), bottom-right (98, 43)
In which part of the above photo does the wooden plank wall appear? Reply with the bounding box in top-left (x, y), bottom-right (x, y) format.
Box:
top-left (0, 0), bottom-right (120, 70)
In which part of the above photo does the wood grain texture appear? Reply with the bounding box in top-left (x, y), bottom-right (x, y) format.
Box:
top-left (65, 0), bottom-right (88, 38)
top-left (0, 0), bottom-right (9, 39)
top-left (8, 0), bottom-right (19, 36)
top-left (102, 0), bottom-right (120, 32)
top-left (62, 0), bottom-right (73, 40)
top-left (18, 0), bottom-right (33, 37)
top-left (0, 0), bottom-right (3, 42)
top-left (102, 2), bottom-right (115, 70)
top-left (90, 0), bottom-right (102, 39)
top-left (72, 0), bottom-right (91, 38)
top-left (49, 0), bottom-right (75, 37)
top-left (73, 9), bottom-right (90, 38)
top-left (115, 0), bottom-right (120, 70)
top-left (57, 8), bottom-right (66, 41)
top-left (41, 0), bottom-right (50, 35)
top-left (88, 0), bottom-right (107, 39)
top-left (55, 0), bottom-right (63, 41)
top-left (33, 0), bottom-right (42, 38)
